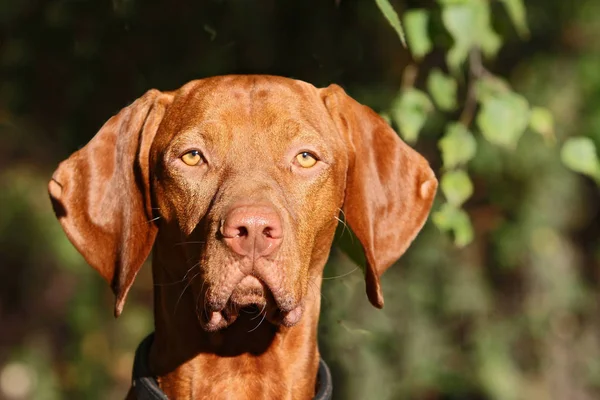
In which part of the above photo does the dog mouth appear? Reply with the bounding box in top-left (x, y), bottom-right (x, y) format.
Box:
top-left (199, 276), bottom-right (304, 331)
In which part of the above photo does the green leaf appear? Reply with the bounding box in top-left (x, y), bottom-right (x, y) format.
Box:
top-left (476, 75), bottom-right (512, 102)
top-left (390, 88), bottom-right (434, 143)
top-left (440, 170), bottom-right (473, 207)
top-left (432, 202), bottom-right (458, 231)
top-left (476, 91), bottom-right (530, 149)
top-left (479, 26), bottom-right (502, 59)
top-left (561, 137), bottom-right (600, 181)
top-left (441, 3), bottom-right (475, 72)
top-left (500, 0), bottom-right (529, 39)
top-left (432, 203), bottom-right (474, 247)
top-left (439, 123), bottom-right (477, 169)
top-left (452, 208), bottom-right (474, 247)
top-left (529, 106), bottom-right (555, 144)
top-left (441, 1), bottom-right (501, 72)
top-left (404, 9), bottom-right (432, 60)
top-left (374, 0), bottom-right (406, 47)
top-left (427, 68), bottom-right (457, 111)
top-left (474, 1), bottom-right (502, 59)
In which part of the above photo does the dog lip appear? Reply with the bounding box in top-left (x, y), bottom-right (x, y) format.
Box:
top-left (280, 305), bottom-right (303, 327)
top-left (237, 275), bottom-right (265, 290)
top-left (230, 294), bottom-right (267, 309)
top-left (229, 276), bottom-right (268, 309)
top-left (201, 275), bottom-right (305, 330)
top-left (200, 310), bottom-right (228, 332)
top-left (263, 303), bottom-right (303, 327)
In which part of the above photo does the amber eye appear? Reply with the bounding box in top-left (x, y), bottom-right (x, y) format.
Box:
top-left (181, 150), bottom-right (203, 166)
top-left (295, 152), bottom-right (318, 168)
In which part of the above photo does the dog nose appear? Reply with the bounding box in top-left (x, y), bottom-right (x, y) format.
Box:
top-left (221, 205), bottom-right (283, 258)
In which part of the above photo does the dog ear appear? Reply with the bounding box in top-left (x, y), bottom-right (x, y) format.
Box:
top-left (322, 84), bottom-right (437, 308)
top-left (48, 89), bottom-right (173, 317)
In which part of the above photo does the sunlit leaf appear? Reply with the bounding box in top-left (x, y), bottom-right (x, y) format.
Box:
top-left (427, 69), bottom-right (457, 111)
top-left (441, 170), bottom-right (473, 206)
top-left (432, 202), bottom-right (457, 232)
top-left (391, 88), bottom-right (434, 143)
top-left (439, 122), bottom-right (477, 169)
top-left (477, 91), bottom-right (530, 149)
top-left (475, 1), bottom-right (502, 59)
top-left (479, 27), bottom-right (502, 59)
top-left (441, 3), bottom-right (475, 72)
top-left (561, 137), bottom-right (600, 181)
top-left (432, 203), bottom-right (474, 247)
top-left (374, 0), bottom-right (406, 47)
top-left (500, 0), bottom-right (529, 39)
top-left (452, 209), bottom-right (475, 247)
top-left (404, 9), bottom-right (432, 60)
top-left (476, 75), bottom-right (512, 102)
top-left (529, 106), bottom-right (555, 144)
top-left (441, 1), bottom-right (501, 72)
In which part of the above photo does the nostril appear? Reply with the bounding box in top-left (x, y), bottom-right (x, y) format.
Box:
top-left (262, 225), bottom-right (283, 239)
top-left (237, 226), bottom-right (248, 237)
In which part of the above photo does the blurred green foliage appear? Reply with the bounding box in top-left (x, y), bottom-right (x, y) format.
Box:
top-left (1, 0), bottom-right (600, 399)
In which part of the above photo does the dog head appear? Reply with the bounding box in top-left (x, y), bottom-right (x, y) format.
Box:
top-left (49, 75), bottom-right (437, 330)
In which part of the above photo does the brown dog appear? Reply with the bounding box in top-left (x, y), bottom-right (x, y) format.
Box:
top-left (48, 75), bottom-right (437, 399)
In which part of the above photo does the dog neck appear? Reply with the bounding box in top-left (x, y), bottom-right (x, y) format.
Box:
top-left (147, 242), bottom-right (324, 399)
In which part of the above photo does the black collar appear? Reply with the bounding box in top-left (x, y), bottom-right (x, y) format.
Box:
top-left (132, 333), bottom-right (333, 400)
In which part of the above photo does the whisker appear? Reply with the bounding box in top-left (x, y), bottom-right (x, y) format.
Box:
top-left (250, 303), bottom-right (267, 320)
top-left (174, 271), bottom-right (200, 313)
top-left (202, 282), bottom-right (210, 318)
top-left (183, 262), bottom-right (200, 280)
top-left (334, 215), bottom-right (349, 238)
top-left (322, 267), bottom-right (359, 280)
top-left (308, 279), bottom-right (329, 305)
top-left (153, 261), bottom-right (200, 287)
top-left (195, 281), bottom-right (206, 316)
top-left (248, 309), bottom-right (267, 332)
top-left (146, 216), bottom-right (161, 224)
top-left (173, 241), bottom-right (206, 247)
top-left (153, 279), bottom-right (186, 287)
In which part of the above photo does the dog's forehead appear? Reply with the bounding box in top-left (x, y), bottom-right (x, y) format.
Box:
top-left (163, 76), bottom-right (332, 139)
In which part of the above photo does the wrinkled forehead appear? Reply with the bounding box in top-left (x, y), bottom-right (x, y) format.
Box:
top-left (157, 76), bottom-right (336, 147)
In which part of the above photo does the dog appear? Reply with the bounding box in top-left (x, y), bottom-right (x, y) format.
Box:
top-left (48, 75), bottom-right (437, 399)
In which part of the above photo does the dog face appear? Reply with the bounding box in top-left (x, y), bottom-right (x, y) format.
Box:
top-left (150, 76), bottom-right (348, 330)
top-left (48, 75), bottom-right (437, 330)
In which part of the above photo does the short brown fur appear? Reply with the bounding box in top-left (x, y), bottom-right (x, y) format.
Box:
top-left (48, 75), bottom-right (437, 399)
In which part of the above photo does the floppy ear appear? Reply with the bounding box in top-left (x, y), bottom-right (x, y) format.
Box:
top-left (48, 89), bottom-right (173, 317)
top-left (322, 84), bottom-right (437, 308)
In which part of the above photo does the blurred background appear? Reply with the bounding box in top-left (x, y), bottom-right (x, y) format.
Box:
top-left (1, 0), bottom-right (600, 399)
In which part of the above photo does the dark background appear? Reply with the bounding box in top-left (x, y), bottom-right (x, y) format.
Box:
top-left (1, 0), bottom-right (600, 399)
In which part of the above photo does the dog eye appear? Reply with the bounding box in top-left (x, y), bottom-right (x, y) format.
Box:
top-left (181, 150), bottom-right (203, 166)
top-left (295, 152), bottom-right (318, 168)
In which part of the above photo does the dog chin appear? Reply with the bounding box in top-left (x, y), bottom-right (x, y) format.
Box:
top-left (199, 281), bottom-right (304, 331)
top-left (199, 302), bottom-right (304, 332)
